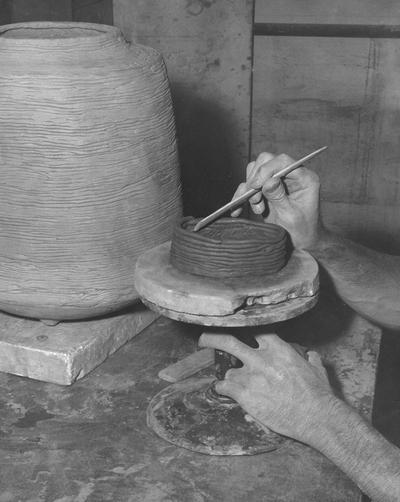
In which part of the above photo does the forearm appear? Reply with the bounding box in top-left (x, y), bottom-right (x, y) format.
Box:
top-left (306, 397), bottom-right (400, 501)
top-left (308, 228), bottom-right (400, 329)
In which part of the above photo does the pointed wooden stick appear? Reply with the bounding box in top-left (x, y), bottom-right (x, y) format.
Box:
top-left (193, 146), bottom-right (327, 232)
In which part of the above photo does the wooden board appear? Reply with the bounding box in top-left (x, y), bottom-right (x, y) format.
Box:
top-left (0, 0), bottom-right (113, 25)
top-left (158, 347), bottom-right (214, 382)
top-left (6, 0), bottom-right (72, 22)
top-left (72, 0), bottom-right (113, 24)
top-left (255, 0), bottom-right (400, 25)
top-left (0, 0), bottom-right (12, 24)
top-left (252, 35), bottom-right (400, 253)
top-left (113, 0), bottom-right (254, 217)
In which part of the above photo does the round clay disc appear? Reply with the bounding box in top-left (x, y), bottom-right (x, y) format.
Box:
top-left (147, 377), bottom-right (289, 456)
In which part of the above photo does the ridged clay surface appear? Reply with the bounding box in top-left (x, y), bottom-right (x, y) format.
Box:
top-left (0, 22), bottom-right (182, 320)
top-left (170, 217), bottom-right (288, 278)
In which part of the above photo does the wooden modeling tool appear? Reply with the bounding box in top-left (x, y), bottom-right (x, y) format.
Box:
top-left (193, 146), bottom-right (327, 232)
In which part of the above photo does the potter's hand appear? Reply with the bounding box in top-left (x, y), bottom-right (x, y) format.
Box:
top-left (231, 152), bottom-right (321, 249)
top-left (200, 333), bottom-right (400, 502)
top-left (199, 332), bottom-right (334, 443)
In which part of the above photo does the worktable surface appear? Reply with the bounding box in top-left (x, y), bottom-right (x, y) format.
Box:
top-left (0, 290), bottom-right (380, 502)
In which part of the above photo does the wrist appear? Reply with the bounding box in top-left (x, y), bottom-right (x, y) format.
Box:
top-left (299, 394), bottom-right (346, 448)
top-left (304, 224), bottom-right (336, 254)
top-left (303, 396), bottom-right (362, 454)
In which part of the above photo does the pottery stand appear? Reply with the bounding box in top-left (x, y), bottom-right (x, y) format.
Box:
top-left (0, 304), bottom-right (157, 385)
top-left (135, 242), bottom-right (319, 455)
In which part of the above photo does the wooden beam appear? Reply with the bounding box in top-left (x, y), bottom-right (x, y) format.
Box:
top-left (255, 23), bottom-right (400, 39)
top-left (113, 0), bottom-right (255, 217)
top-left (252, 35), bottom-right (400, 253)
top-left (72, 0), bottom-right (113, 24)
top-left (255, 0), bottom-right (400, 26)
top-left (0, 0), bottom-right (12, 24)
top-left (9, 0), bottom-right (72, 22)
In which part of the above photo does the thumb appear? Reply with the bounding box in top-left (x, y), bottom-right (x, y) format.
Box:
top-left (247, 152), bottom-right (294, 206)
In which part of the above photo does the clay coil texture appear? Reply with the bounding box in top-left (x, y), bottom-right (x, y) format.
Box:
top-left (0, 22), bottom-right (182, 320)
top-left (170, 217), bottom-right (289, 279)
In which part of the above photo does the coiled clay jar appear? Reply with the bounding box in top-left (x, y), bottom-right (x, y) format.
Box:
top-left (170, 217), bottom-right (289, 279)
top-left (0, 22), bottom-right (181, 321)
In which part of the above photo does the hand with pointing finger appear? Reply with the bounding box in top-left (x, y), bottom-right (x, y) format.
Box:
top-left (232, 152), bottom-right (322, 250)
top-left (199, 332), bottom-right (335, 444)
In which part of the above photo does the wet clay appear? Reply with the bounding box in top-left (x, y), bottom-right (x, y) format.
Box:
top-left (0, 22), bottom-right (182, 320)
top-left (170, 217), bottom-right (289, 279)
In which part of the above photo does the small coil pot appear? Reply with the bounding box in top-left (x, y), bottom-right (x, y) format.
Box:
top-left (170, 217), bottom-right (289, 279)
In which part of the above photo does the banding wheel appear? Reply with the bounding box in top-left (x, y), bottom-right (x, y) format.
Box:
top-left (135, 242), bottom-right (319, 455)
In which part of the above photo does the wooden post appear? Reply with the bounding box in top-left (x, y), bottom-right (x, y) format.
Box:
top-left (113, 0), bottom-right (255, 217)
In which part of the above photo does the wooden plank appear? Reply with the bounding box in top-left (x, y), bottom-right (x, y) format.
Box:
top-left (251, 36), bottom-right (400, 252)
top-left (72, 0), bottom-right (113, 24)
top-left (255, 0), bottom-right (400, 25)
top-left (0, 0), bottom-right (113, 25)
top-left (255, 23), bottom-right (400, 38)
top-left (113, 0), bottom-right (254, 217)
top-left (9, 0), bottom-right (72, 21)
top-left (158, 347), bottom-right (214, 383)
top-left (0, 0), bottom-right (12, 24)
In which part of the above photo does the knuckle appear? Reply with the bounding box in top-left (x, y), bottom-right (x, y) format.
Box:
top-left (262, 182), bottom-right (286, 201)
top-left (246, 161), bottom-right (256, 177)
top-left (224, 368), bottom-right (237, 381)
top-left (223, 335), bottom-right (242, 353)
top-left (252, 202), bottom-right (265, 214)
top-left (255, 333), bottom-right (278, 347)
top-left (262, 178), bottom-right (280, 192)
top-left (302, 167), bottom-right (320, 185)
top-left (215, 380), bottom-right (235, 398)
top-left (277, 153), bottom-right (293, 165)
top-left (214, 380), bottom-right (228, 394)
top-left (266, 334), bottom-right (286, 351)
top-left (198, 333), bottom-right (207, 346)
top-left (257, 152), bottom-right (274, 164)
top-left (249, 191), bottom-right (262, 204)
top-left (307, 350), bottom-right (324, 366)
top-left (268, 333), bottom-right (281, 343)
top-left (235, 183), bottom-right (247, 196)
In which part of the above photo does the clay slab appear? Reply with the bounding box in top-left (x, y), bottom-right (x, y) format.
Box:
top-left (0, 303), bottom-right (157, 385)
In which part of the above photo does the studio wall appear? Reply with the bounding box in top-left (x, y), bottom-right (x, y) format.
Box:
top-left (113, 0), bottom-right (254, 217)
top-left (253, 1), bottom-right (400, 253)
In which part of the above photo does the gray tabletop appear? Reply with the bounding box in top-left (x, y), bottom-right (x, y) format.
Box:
top-left (0, 290), bottom-right (380, 502)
